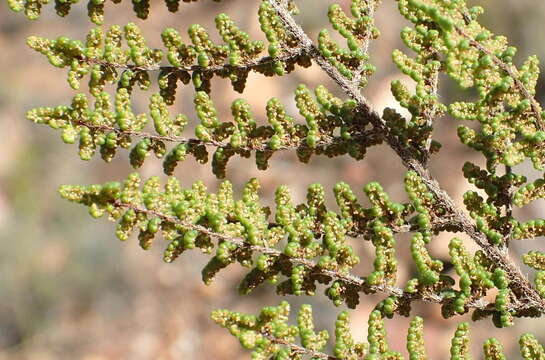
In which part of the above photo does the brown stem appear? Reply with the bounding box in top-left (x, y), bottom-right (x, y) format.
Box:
top-left (112, 200), bottom-right (495, 311)
top-left (85, 46), bottom-right (307, 75)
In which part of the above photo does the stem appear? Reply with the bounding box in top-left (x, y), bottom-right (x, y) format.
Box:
top-left (112, 200), bottom-right (495, 311)
top-left (72, 119), bottom-right (384, 154)
top-left (84, 46), bottom-right (307, 76)
top-left (504, 165), bottom-right (514, 250)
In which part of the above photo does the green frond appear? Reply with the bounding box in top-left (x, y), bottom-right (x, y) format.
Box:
top-left (60, 174), bottom-right (402, 307)
top-left (7, 0), bottom-right (231, 24)
top-left (26, 16), bottom-right (308, 96)
top-left (29, 86), bottom-right (384, 178)
top-left (450, 322), bottom-right (471, 360)
top-left (318, 0), bottom-right (379, 85)
top-left (483, 338), bottom-right (506, 360)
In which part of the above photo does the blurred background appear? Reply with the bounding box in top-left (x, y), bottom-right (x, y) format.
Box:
top-left (2, 0), bottom-right (545, 359)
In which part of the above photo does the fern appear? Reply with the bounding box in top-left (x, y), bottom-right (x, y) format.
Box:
top-left (7, 0), bottom-right (545, 357)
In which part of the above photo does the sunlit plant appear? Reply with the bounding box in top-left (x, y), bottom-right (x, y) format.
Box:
top-left (7, 0), bottom-right (545, 357)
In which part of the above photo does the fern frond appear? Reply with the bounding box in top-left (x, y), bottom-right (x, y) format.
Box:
top-left (28, 86), bottom-right (385, 177)
top-left (7, 0), bottom-right (233, 24)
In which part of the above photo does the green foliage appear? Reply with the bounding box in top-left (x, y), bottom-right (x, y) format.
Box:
top-left (450, 322), bottom-right (471, 360)
top-left (483, 338), bottom-right (506, 360)
top-left (28, 85), bottom-right (382, 178)
top-left (8, 0), bottom-right (225, 24)
top-left (319, 0), bottom-right (379, 85)
top-left (212, 303), bottom-right (542, 360)
top-left (407, 317), bottom-right (426, 360)
top-left (520, 334), bottom-right (545, 360)
top-left (8, 0), bottom-right (545, 358)
top-left (25, 12), bottom-right (307, 96)
top-left (59, 172), bottom-right (442, 308)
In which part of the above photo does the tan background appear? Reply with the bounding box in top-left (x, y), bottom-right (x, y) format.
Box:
top-left (1, 0), bottom-right (545, 358)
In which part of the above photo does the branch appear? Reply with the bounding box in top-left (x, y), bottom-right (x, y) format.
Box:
top-left (268, 0), bottom-right (545, 315)
top-left (504, 165), bottom-right (515, 246)
top-left (454, 25), bottom-right (544, 131)
top-left (112, 200), bottom-right (496, 312)
top-left (84, 46), bottom-right (307, 75)
top-left (72, 119), bottom-right (384, 153)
